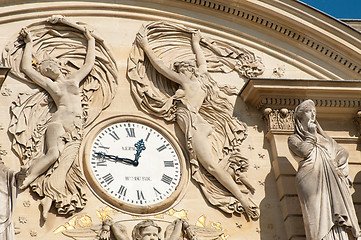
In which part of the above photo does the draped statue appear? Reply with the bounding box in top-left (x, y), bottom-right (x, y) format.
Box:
top-left (2, 15), bottom-right (118, 220)
top-left (0, 160), bottom-right (17, 240)
top-left (288, 99), bottom-right (361, 239)
top-left (127, 22), bottom-right (264, 220)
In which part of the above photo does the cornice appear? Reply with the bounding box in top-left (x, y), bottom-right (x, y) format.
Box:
top-left (180, 0), bottom-right (361, 77)
top-left (240, 78), bottom-right (361, 118)
top-left (0, 0), bottom-right (360, 79)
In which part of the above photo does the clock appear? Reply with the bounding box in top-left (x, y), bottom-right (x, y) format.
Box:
top-left (81, 115), bottom-right (188, 214)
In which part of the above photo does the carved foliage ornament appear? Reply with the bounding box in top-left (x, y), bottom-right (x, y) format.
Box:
top-left (263, 108), bottom-right (294, 132)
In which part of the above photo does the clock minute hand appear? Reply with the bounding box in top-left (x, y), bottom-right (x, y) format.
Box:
top-left (94, 152), bottom-right (138, 166)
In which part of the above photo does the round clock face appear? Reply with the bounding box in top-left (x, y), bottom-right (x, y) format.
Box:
top-left (82, 115), bottom-right (188, 214)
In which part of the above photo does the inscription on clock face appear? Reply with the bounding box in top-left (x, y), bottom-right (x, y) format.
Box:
top-left (90, 122), bottom-right (181, 207)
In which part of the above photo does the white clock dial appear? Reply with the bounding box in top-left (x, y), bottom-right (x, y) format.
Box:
top-left (83, 115), bottom-right (188, 214)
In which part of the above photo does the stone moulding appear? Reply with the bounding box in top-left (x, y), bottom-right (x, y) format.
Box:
top-left (180, 0), bottom-right (361, 77)
top-left (240, 78), bottom-right (361, 119)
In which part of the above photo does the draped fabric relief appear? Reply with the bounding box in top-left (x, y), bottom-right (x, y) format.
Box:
top-left (2, 16), bottom-right (118, 216)
top-left (128, 21), bottom-right (264, 217)
top-left (0, 162), bottom-right (16, 240)
top-left (288, 100), bottom-right (360, 240)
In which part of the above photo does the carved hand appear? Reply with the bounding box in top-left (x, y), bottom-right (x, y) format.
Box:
top-left (47, 15), bottom-right (65, 24)
top-left (307, 120), bottom-right (317, 134)
top-left (192, 30), bottom-right (202, 43)
top-left (84, 27), bottom-right (94, 40)
top-left (19, 28), bottom-right (32, 43)
top-left (136, 32), bottom-right (149, 48)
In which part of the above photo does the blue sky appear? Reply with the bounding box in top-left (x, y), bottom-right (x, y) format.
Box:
top-left (298, 0), bottom-right (361, 19)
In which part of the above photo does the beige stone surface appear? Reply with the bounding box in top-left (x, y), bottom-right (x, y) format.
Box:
top-left (0, 0), bottom-right (359, 239)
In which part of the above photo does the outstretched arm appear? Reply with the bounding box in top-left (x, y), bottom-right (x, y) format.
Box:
top-left (20, 28), bottom-right (57, 92)
top-left (136, 33), bottom-right (186, 85)
top-left (70, 27), bottom-right (96, 84)
top-left (192, 31), bottom-right (207, 75)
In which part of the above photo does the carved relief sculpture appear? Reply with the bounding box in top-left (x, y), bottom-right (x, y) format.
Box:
top-left (288, 99), bottom-right (360, 239)
top-left (62, 218), bottom-right (222, 240)
top-left (2, 15), bottom-right (118, 219)
top-left (0, 159), bottom-right (17, 240)
top-left (127, 22), bottom-right (264, 220)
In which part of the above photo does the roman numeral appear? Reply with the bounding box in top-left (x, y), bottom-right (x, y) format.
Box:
top-left (118, 185), bottom-right (127, 196)
top-left (102, 173), bottom-right (114, 185)
top-left (137, 190), bottom-right (145, 200)
top-left (126, 128), bottom-right (135, 138)
top-left (164, 161), bottom-right (174, 167)
top-left (96, 159), bottom-right (107, 167)
top-left (109, 131), bottom-right (120, 140)
top-left (157, 144), bottom-right (167, 152)
top-left (153, 187), bottom-right (161, 196)
top-left (145, 132), bottom-right (151, 141)
top-left (98, 145), bottom-right (110, 149)
top-left (161, 174), bottom-right (173, 185)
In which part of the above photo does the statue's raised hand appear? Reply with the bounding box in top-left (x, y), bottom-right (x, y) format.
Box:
top-left (136, 32), bottom-right (149, 48)
top-left (19, 27), bottom-right (32, 43)
top-left (192, 30), bottom-right (202, 43)
top-left (84, 27), bottom-right (94, 40)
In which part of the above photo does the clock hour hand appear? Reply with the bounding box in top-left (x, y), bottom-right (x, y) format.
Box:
top-left (94, 152), bottom-right (138, 166)
top-left (134, 139), bottom-right (146, 162)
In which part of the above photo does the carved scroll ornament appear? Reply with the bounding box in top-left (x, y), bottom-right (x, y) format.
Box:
top-left (128, 21), bottom-right (264, 220)
top-left (2, 15), bottom-right (118, 219)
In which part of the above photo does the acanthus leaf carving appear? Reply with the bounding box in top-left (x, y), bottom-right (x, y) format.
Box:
top-left (263, 108), bottom-right (295, 133)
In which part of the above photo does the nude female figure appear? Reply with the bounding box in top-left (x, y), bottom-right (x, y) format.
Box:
top-left (18, 27), bottom-right (95, 218)
top-left (136, 31), bottom-right (257, 219)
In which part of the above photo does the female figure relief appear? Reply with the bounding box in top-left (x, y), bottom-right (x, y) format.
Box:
top-left (135, 29), bottom-right (258, 220)
top-left (3, 15), bottom-right (118, 220)
top-left (288, 99), bottom-right (360, 239)
top-left (18, 26), bottom-right (95, 219)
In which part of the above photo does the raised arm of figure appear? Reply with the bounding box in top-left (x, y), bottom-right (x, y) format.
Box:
top-left (192, 31), bottom-right (207, 75)
top-left (20, 28), bottom-right (58, 92)
top-left (69, 27), bottom-right (96, 84)
top-left (136, 32), bottom-right (186, 85)
top-left (165, 219), bottom-right (184, 240)
top-left (110, 221), bottom-right (130, 240)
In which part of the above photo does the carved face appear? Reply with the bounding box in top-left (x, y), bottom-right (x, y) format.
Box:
top-left (173, 61), bottom-right (196, 77)
top-left (140, 226), bottom-right (159, 240)
top-left (299, 105), bottom-right (316, 129)
top-left (39, 60), bottom-right (61, 79)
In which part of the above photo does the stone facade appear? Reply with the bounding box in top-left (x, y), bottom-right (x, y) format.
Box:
top-left (0, 1), bottom-right (360, 239)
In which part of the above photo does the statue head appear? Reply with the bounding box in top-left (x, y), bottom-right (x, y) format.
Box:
top-left (295, 99), bottom-right (316, 124)
top-left (132, 220), bottom-right (161, 240)
top-left (37, 53), bottom-right (62, 79)
top-left (173, 61), bottom-right (198, 77)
